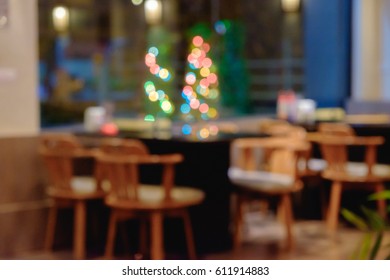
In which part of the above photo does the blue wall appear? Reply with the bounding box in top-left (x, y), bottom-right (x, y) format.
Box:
top-left (304, 0), bottom-right (351, 107)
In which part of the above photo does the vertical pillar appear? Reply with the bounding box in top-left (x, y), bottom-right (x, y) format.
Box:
top-left (0, 0), bottom-right (38, 136)
top-left (304, 0), bottom-right (352, 107)
top-left (381, 0), bottom-right (390, 101)
top-left (351, 0), bottom-right (382, 101)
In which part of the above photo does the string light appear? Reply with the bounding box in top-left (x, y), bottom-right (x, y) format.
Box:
top-left (144, 46), bottom-right (175, 119)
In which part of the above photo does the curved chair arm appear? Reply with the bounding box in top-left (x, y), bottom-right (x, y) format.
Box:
top-left (95, 153), bottom-right (184, 201)
top-left (306, 133), bottom-right (384, 146)
top-left (307, 133), bottom-right (385, 176)
top-left (232, 137), bottom-right (310, 151)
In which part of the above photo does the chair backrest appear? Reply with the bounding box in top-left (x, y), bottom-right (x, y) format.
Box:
top-left (99, 138), bottom-right (149, 156)
top-left (316, 123), bottom-right (355, 170)
top-left (39, 134), bottom-right (81, 190)
top-left (231, 137), bottom-right (309, 178)
top-left (96, 152), bottom-right (183, 201)
top-left (256, 124), bottom-right (311, 175)
top-left (259, 119), bottom-right (292, 136)
top-left (318, 122), bottom-right (355, 136)
top-left (314, 134), bottom-right (384, 175)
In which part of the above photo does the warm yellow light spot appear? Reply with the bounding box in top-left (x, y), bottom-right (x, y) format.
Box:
top-left (149, 91), bottom-right (159, 101)
top-left (192, 48), bottom-right (202, 58)
top-left (208, 108), bottom-right (218, 118)
top-left (199, 128), bottom-right (210, 139)
top-left (200, 67), bottom-right (210, 77)
top-left (159, 68), bottom-right (169, 79)
top-left (161, 100), bottom-right (172, 112)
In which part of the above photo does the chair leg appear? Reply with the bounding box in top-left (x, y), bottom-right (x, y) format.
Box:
top-left (182, 209), bottom-right (197, 260)
top-left (233, 194), bottom-right (245, 250)
top-left (375, 183), bottom-right (387, 219)
top-left (280, 194), bottom-right (294, 250)
top-left (320, 185), bottom-right (328, 220)
top-left (105, 210), bottom-right (118, 259)
top-left (118, 222), bottom-right (131, 258)
top-left (44, 206), bottom-right (58, 251)
top-left (139, 218), bottom-right (148, 256)
top-left (277, 199), bottom-right (286, 224)
top-left (73, 200), bottom-right (87, 260)
top-left (326, 181), bottom-right (343, 232)
top-left (150, 211), bottom-right (164, 260)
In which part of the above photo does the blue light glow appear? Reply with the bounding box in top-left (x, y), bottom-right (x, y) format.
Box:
top-left (182, 124), bottom-right (192, 135)
top-left (180, 103), bottom-right (191, 114)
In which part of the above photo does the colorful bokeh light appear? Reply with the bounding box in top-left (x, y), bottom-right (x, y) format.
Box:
top-left (182, 124), bottom-right (192, 135)
top-left (192, 36), bottom-right (204, 47)
top-left (144, 46), bottom-right (174, 116)
top-left (181, 103), bottom-right (191, 114)
top-left (181, 35), bottom-right (219, 121)
top-left (198, 128), bottom-right (210, 139)
top-left (199, 103), bottom-right (209, 114)
top-left (144, 114), bottom-right (155, 122)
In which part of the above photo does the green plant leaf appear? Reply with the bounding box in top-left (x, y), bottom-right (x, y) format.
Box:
top-left (361, 206), bottom-right (386, 231)
top-left (341, 208), bottom-right (368, 231)
top-left (351, 240), bottom-right (362, 260)
top-left (368, 191), bottom-right (390, 201)
top-left (369, 231), bottom-right (383, 260)
top-left (358, 233), bottom-right (373, 260)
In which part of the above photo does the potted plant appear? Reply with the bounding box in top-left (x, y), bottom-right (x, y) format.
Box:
top-left (341, 190), bottom-right (390, 259)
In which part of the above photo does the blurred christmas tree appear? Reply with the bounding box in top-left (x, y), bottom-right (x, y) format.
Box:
top-left (143, 26), bottom-right (176, 122)
top-left (179, 24), bottom-right (220, 138)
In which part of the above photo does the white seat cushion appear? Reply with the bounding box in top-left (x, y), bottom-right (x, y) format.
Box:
top-left (298, 158), bottom-right (327, 172)
top-left (71, 176), bottom-right (96, 193)
top-left (297, 159), bottom-right (390, 178)
top-left (228, 167), bottom-right (294, 192)
top-left (346, 162), bottom-right (390, 178)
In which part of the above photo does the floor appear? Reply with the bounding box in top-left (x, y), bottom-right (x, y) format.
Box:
top-left (8, 215), bottom-right (386, 260)
top-left (205, 219), bottom-right (365, 260)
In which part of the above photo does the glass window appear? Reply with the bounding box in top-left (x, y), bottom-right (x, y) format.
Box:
top-left (38, 0), bottom-right (303, 127)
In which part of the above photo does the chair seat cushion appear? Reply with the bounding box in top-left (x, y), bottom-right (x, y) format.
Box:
top-left (71, 176), bottom-right (97, 193)
top-left (346, 162), bottom-right (390, 178)
top-left (48, 176), bottom-right (106, 200)
top-left (298, 158), bottom-right (327, 172)
top-left (228, 167), bottom-right (295, 193)
top-left (323, 162), bottom-right (390, 182)
top-left (105, 185), bottom-right (205, 210)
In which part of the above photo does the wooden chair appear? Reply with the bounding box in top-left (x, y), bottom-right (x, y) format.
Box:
top-left (261, 123), bottom-right (322, 177)
top-left (309, 133), bottom-right (390, 231)
top-left (39, 133), bottom-right (106, 259)
top-left (318, 122), bottom-right (355, 136)
top-left (259, 119), bottom-right (292, 136)
top-left (229, 137), bottom-right (310, 250)
top-left (96, 140), bottom-right (205, 260)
